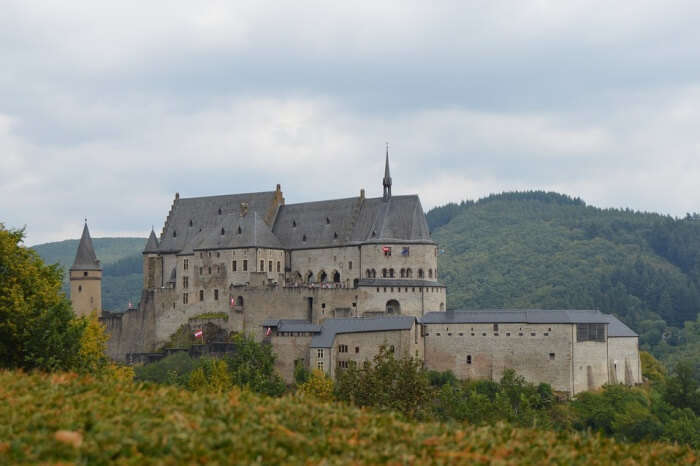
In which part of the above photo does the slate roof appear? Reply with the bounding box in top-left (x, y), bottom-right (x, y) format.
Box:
top-left (603, 314), bottom-right (638, 337)
top-left (358, 279), bottom-right (446, 288)
top-left (70, 223), bottom-right (101, 271)
top-left (157, 191), bottom-right (279, 254)
top-left (310, 316), bottom-right (416, 348)
top-left (143, 229), bottom-right (159, 253)
top-left (263, 319), bottom-right (321, 333)
top-left (151, 189), bottom-right (433, 254)
top-left (273, 195), bottom-right (433, 249)
top-left (421, 309), bottom-right (611, 325)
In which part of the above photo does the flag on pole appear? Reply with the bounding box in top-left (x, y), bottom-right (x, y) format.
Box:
top-left (230, 296), bottom-right (235, 306)
top-left (401, 247), bottom-right (409, 256)
top-left (265, 327), bottom-right (272, 336)
top-left (194, 329), bottom-right (203, 338)
top-left (382, 246), bottom-right (390, 252)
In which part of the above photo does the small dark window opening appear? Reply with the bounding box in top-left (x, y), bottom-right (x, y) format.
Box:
top-left (292, 220), bottom-right (296, 227)
top-left (237, 226), bottom-right (242, 234)
top-left (467, 355), bottom-right (472, 364)
top-left (214, 289), bottom-right (219, 300)
top-left (549, 353), bottom-right (556, 360)
top-left (189, 220), bottom-right (193, 227)
top-left (221, 228), bottom-right (225, 235)
top-left (243, 260), bottom-right (248, 271)
top-left (355, 346), bottom-right (359, 353)
top-left (326, 217), bottom-right (330, 224)
top-left (78, 285), bottom-right (82, 292)
top-left (334, 232), bottom-right (338, 239)
top-left (493, 324), bottom-right (499, 332)
top-left (199, 290), bottom-right (204, 301)
top-left (302, 234), bottom-right (306, 242)
top-left (218, 208), bottom-right (222, 215)
top-left (173, 230), bottom-right (177, 237)
top-left (83, 271), bottom-right (88, 277)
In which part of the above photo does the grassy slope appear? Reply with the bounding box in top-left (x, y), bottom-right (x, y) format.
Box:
top-left (1, 371), bottom-right (696, 465)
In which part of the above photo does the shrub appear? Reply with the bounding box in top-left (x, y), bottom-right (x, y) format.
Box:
top-left (298, 369), bottom-right (334, 401)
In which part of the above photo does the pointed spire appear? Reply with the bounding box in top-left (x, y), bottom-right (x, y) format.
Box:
top-left (383, 142), bottom-right (392, 201)
top-left (71, 222), bottom-right (101, 271)
top-left (143, 228), bottom-right (160, 254)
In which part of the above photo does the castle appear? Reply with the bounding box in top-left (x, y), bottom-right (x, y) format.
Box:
top-left (70, 151), bottom-right (641, 396)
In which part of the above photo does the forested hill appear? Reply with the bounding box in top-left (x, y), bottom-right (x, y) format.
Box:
top-left (32, 237), bottom-right (146, 312)
top-left (427, 191), bottom-right (700, 368)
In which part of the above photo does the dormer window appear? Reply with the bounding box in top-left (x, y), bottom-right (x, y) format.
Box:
top-left (189, 220), bottom-right (193, 227)
top-left (218, 208), bottom-right (222, 215)
top-left (173, 230), bottom-right (177, 238)
top-left (302, 234), bottom-right (307, 242)
top-left (221, 228), bottom-right (225, 235)
top-left (292, 220), bottom-right (296, 228)
top-left (237, 226), bottom-right (242, 234)
top-left (326, 217), bottom-right (330, 224)
top-left (334, 232), bottom-right (338, 239)
top-left (371, 230), bottom-right (376, 237)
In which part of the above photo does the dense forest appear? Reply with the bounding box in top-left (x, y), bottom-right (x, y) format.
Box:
top-left (32, 237), bottom-right (145, 311)
top-left (427, 191), bottom-right (700, 372)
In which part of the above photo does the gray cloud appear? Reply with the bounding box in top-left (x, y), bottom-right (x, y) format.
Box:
top-left (1, 1), bottom-right (699, 244)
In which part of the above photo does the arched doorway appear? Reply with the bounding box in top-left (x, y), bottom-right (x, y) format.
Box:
top-left (439, 302), bottom-right (445, 311)
top-left (386, 299), bottom-right (400, 314)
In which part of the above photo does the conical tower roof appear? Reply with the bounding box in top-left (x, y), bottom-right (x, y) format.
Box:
top-left (143, 228), bottom-right (160, 253)
top-left (70, 223), bottom-right (101, 271)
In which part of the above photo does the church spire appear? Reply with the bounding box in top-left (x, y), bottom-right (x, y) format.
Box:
top-left (383, 142), bottom-right (392, 201)
top-left (70, 221), bottom-right (101, 271)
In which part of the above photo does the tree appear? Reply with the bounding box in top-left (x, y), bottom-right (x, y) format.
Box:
top-left (0, 225), bottom-right (83, 371)
top-left (224, 333), bottom-right (286, 396)
top-left (298, 369), bottom-right (334, 401)
top-left (664, 361), bottom-right (700, 415)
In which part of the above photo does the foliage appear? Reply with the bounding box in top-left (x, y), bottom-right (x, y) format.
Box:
top-left (189, 312), bottom-right (229, 321)
top-left (225, 333), bottom-right (286, 396)
top-left (187, 358), bottom-right (232, 393)
top-left (294, 360), bottom-right (310, 385)
top-left (298, 369), bottom-right (334, 401)
top-left (0, 224), bottom-right (84, 371)
top-left (640, 351), bottom-right (666, 384)
top-left (664, 361), bottom-right (700, 415)
top-left (76, 312), bottom-right (110, 373)
top-left (2, 370), bottom-right (697, 465)
top-left (134, 352), bottom-right (202, 386)
top-left (428, 191), bottom-right (700, 369)
top-left (335, 348), bottom-right (432, 418)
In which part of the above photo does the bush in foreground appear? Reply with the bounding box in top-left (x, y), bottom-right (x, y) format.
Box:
top-left (1, 370), bottom-right (697, 465)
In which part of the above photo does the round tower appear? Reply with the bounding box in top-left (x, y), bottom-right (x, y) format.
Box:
top-left (69, 221), bottom-right (102, 317)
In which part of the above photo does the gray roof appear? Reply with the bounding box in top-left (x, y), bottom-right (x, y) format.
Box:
top-left (358, 279), bottom-right (446, 288)
top-left (311, 316), bottom-right (416, 348)
top-left (143, 229), bottom-right (159, 253)
top-left (421, 309), bottom-right (610, 325)
top-left (604, 315), bottom-right (638, 337)
top-left (191, 211), bottom-right (283, 251)
top-left (263, 319), bottom-right (321, 333)
top-left (157, 191), bottom-right (279, 254)
top-left (70, 223), bottom-right (101, 271)
top-left (273, 195), bottom-right (433, 249)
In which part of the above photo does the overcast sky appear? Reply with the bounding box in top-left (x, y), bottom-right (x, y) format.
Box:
top-left (2, 1), bottom-right (699, 245)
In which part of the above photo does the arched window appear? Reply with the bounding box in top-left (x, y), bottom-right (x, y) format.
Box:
top-left (406, 268), bottom-right (412, 278)
top-left (333, 271), bottom-right (340, 283)
top-left (418, 269), bottom-right (424, 279)
top-left (400, 268), bottom-right (405, 278)
top-left (236, 296), bottom-right (244, 306)
top-left (386, 299), bottom-right (400, 314)
top-left (428, 269), bottom-right (433, 279)
top-left (382, 268), bottom-right (387, 278)
top-left (305, 271), bottom-right (314, 284)
top-left (366, 268), bottom-right (371, 278)
top-left (389, 268), bottom-right (395, 278)
top-left (439, 302), bottom-right (445, 311)
top-left (319, 270), bottom-right (328, 282)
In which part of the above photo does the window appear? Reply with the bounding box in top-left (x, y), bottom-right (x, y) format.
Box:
top-left (348, 261), bottom-right (352, 270)
top-left (383, 246), bottom-right (392, 256)
top-left (428, 269), bottom-right (433, 278)
top-left (338, 360), bottom-right (350, 369)
top-left (260, 260), bottom-right (264, 271)
top-left (389, 268), bottom-right (395, 278)
top-left (199, 290), bottom-right (204, 301)
top-left (317, 349), bottom-right (324, 359)
top-left (338, 344), bottom-right (348, 353)
top-left (214, 289), bottom-right (219, 300)
top-left (531, 332), bottom-right (536, 336)
top-left (83, 271), bottom-right (88, 277)
top-left (78, 285), bottom-right (82, 292)
top-left (184, 259), bottom-right (189, 270)
top-left (519, 332), bottom-right (524, 336)
top-left (199, 267), bottom-right (203, 275)
top-left (208, 267), bottom-right (211, 274)
top-left (493, 324), bottom-right (499, 332)
top-left (506, 332), bottom-right (511, 336)
top-left (389, 345), bottom-right (395, 353)
top-left (355, 346), bottom-right (359, 353)
top-left (216, 252), bottom-right (220, 258)
top-left (243, 260), bottom-right (248, 271)
top-left (549, 353), bottom-right (556, 360)
top-left (418, 269), bottom-right (424, 279)
top-left (577, 323), bottom-right (605, 342)
top-left (382, 268), bottom-right (387, 278)
top-left (544, 332), bottom-right (549, 336)
top-left (466, 355), bottom-right (472, 364)
top-left (183, 293), bottom-right (188, 304)
top-left (482, 332), bottom-right (487, 336)
top-left (233, 261), bottom-right (237, 271)
top-left (277, 261), bottom-right (281, 272)
top-left (269, 260), bottom-right (272, 272)
top-left (317, 360), bottom-right (324, 370)
top-left (183, 276), bottom-right (189, 288)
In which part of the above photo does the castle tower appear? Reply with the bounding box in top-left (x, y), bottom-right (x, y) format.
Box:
top-left (142, 228), bottom-right (162, 289)
top-left (383, 144), bottom-right (392, 201)
top-left (69, 222), bottom-right (102, 317)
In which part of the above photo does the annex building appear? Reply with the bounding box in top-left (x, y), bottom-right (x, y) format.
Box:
top-left (71, 151), bottom-right (641, 396)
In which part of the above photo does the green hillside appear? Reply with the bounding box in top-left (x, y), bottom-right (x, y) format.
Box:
top-left (1, 370), bottom-right (696, 465)
top-left (32, 237), bottom-right (146, 311)
top-left (428, 191), bottom-right (700, 370)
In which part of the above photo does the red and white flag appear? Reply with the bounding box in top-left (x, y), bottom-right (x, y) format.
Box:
top-left (194, 329), bottom-right (203, 338)
top-left (230, 297), bottom-right (235, 306)
top-left (265, 327), bottom-right (272, 336)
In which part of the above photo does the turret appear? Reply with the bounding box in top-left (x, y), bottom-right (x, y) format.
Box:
top-left (383, 144), bottom-right (392, 201)
top-left (143, 228), bottom-right (162, 289)
top-left (69, 221), bottom-right (102, 317)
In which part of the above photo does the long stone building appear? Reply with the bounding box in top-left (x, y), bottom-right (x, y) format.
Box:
top-left (72, 151), bottom-right (641, 395)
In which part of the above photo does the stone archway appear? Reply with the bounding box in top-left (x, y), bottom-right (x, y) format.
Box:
top-left (333, 270), bottom-right (341, 283)
top-left (386, 299), bottom-right (400, 314)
